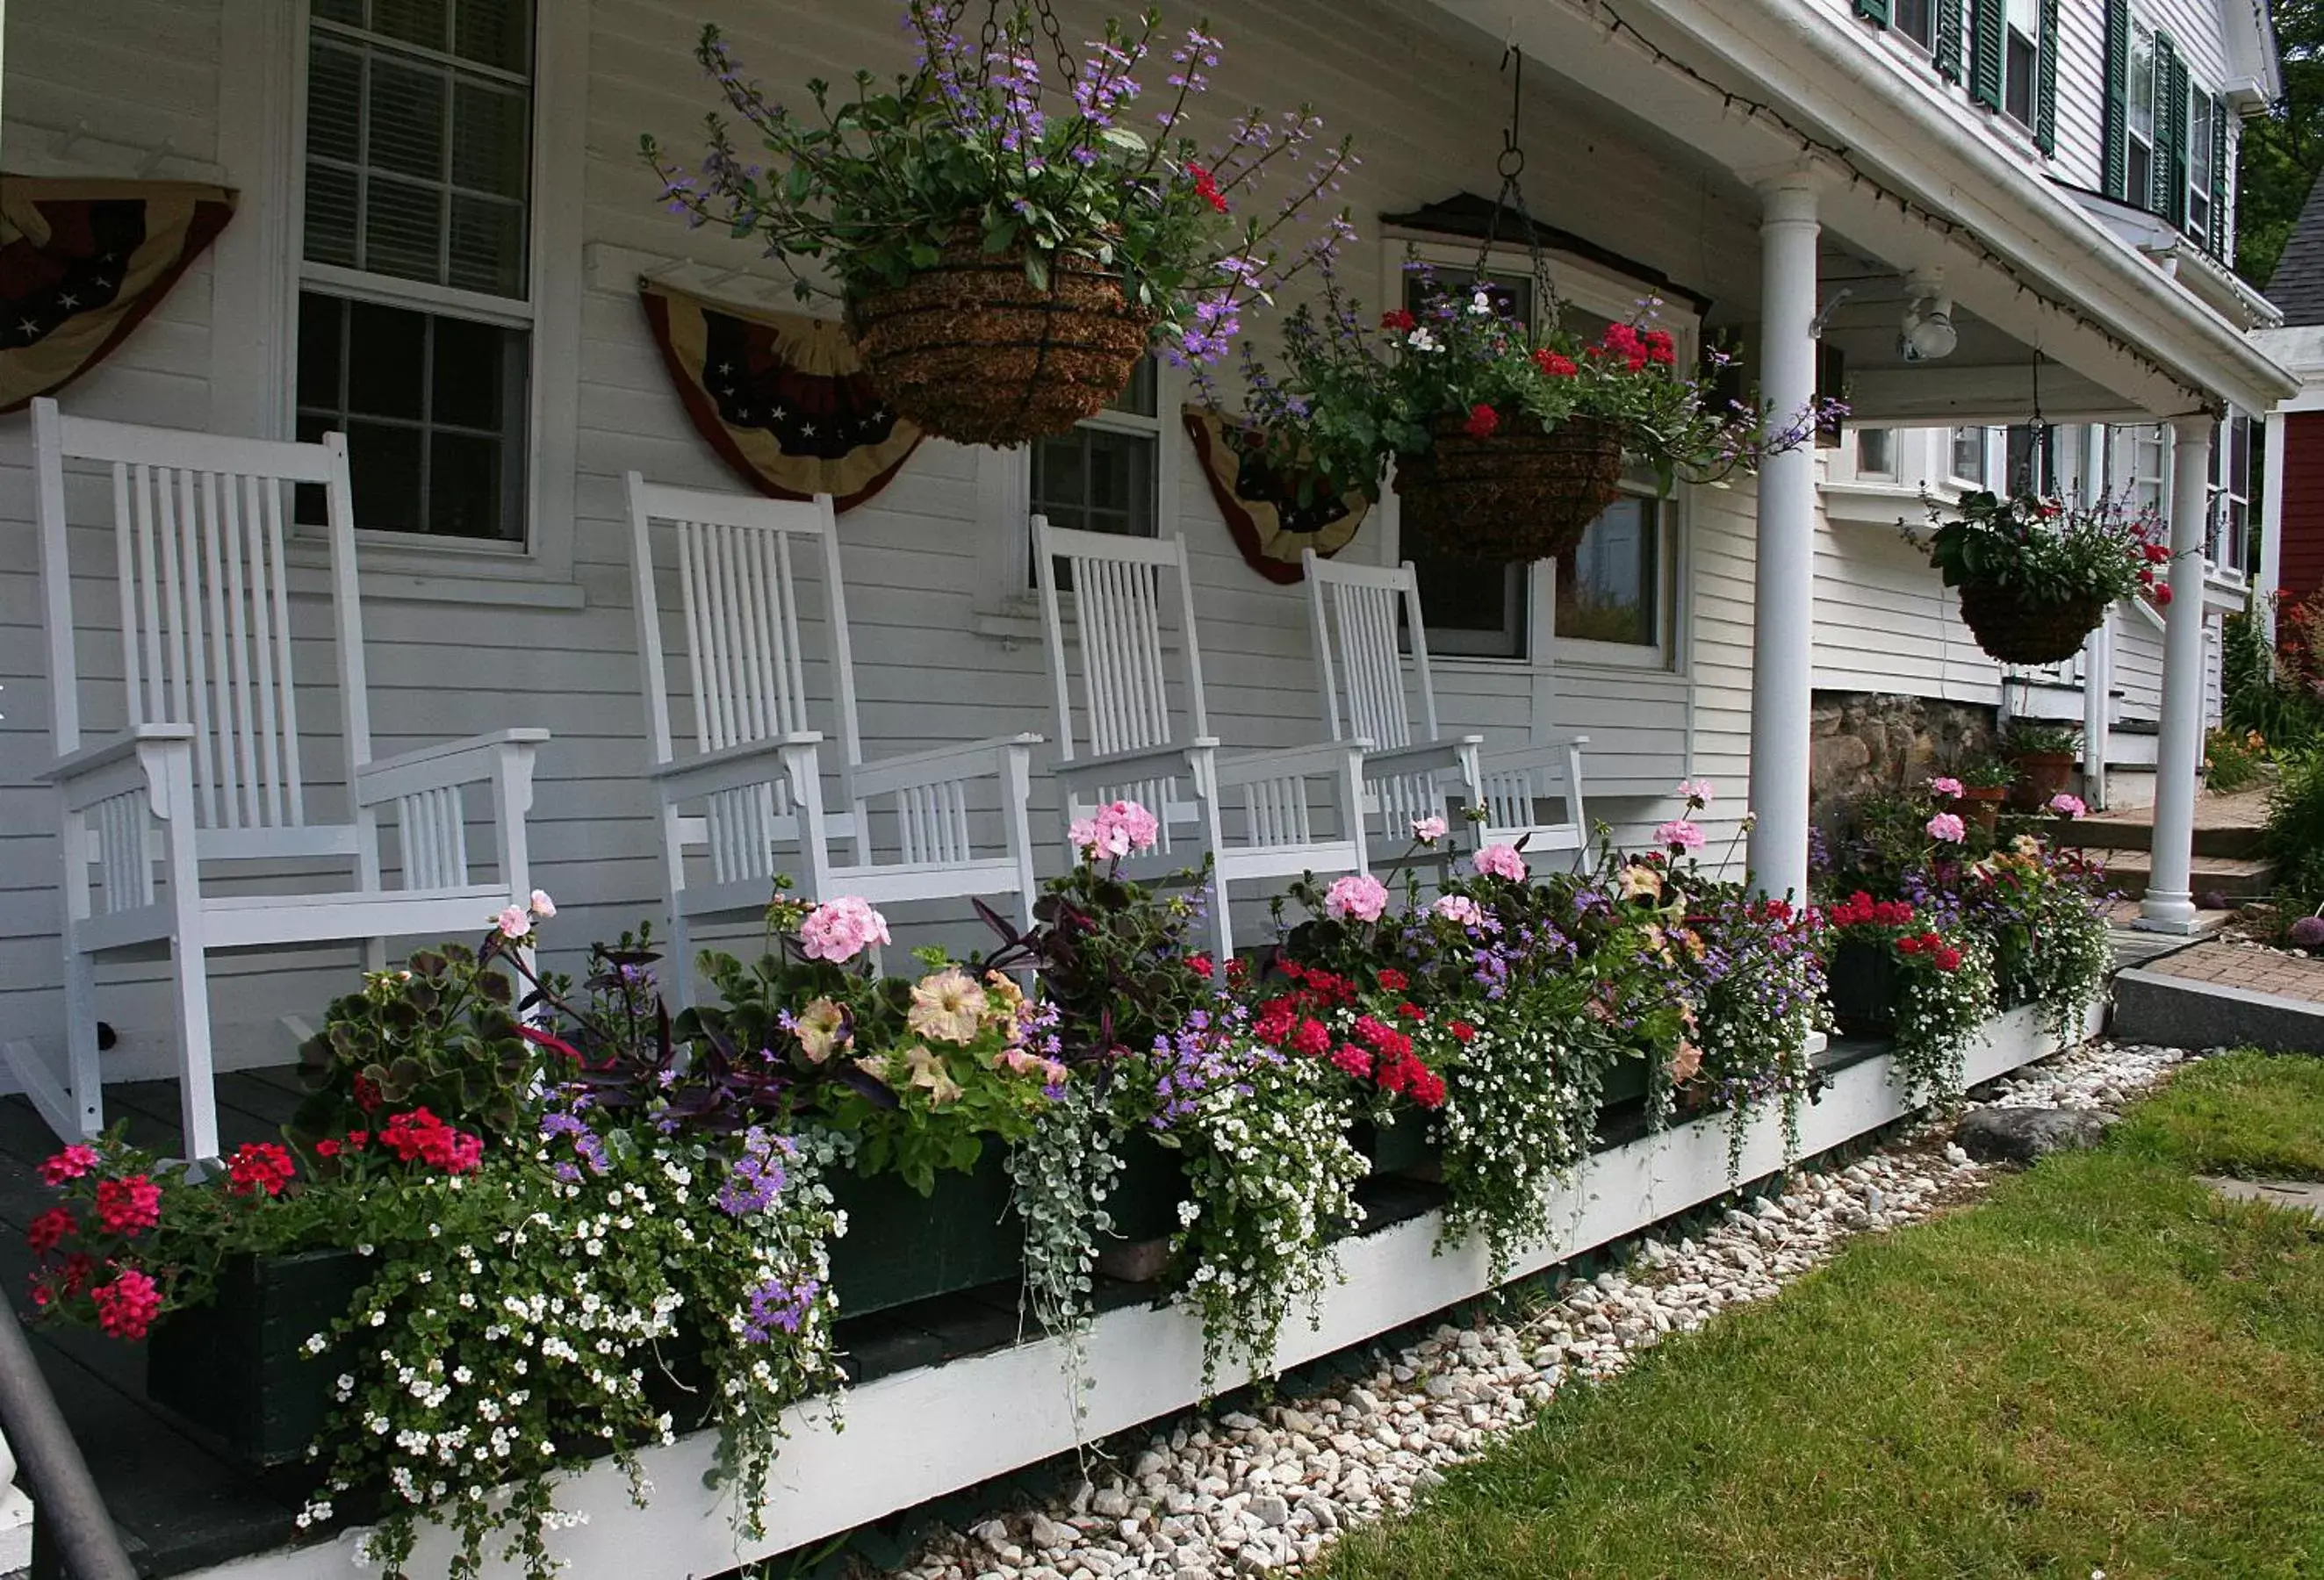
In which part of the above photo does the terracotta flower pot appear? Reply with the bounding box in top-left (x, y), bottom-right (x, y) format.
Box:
top-left (1956, 581), bottom-right (2106, 667)
top-left (1392, 413), bottom-right (1626, 564)
top-left (2006, 750), bottom-right (2077, 812)
top-left (847, 235), bottom-right (1155, 448)
top-left (1952, 785), bottom-right (2006, 838)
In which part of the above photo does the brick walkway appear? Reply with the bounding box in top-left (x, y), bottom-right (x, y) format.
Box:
top-left (2141, 943), bottom-right (2324, 1005)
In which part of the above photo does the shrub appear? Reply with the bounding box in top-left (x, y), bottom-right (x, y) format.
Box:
top-left (2263, 747), bottom-right (2324, 933)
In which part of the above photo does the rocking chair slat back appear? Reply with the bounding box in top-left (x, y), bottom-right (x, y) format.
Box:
top-left (35, 400), bottom-right (352, 837)
top-left (1033, 519), bottom-right (1205, 761)
top-left (627, 478), bottom-right (857, 772)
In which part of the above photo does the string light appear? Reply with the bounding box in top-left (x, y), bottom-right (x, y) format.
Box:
top-left (1583, 2), bottom-right (2221, 416)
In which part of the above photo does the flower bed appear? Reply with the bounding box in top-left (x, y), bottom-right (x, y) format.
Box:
top-left (22, 783), bottom-right (2115, 1577)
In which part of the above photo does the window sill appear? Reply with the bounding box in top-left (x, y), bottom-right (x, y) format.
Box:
top-left (286, 541), bottom-right (587, 610)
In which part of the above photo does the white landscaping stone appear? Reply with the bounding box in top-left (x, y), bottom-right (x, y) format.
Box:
top-left (885, 1041), bottom-right (2191, 1580)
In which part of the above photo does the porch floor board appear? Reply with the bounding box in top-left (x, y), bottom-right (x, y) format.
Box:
top-left (0, 1042), bottom-right (1896, 1577)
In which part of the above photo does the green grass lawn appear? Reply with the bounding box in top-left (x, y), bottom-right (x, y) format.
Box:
top-left (1320, 1053), bottom-right (2324, 1580)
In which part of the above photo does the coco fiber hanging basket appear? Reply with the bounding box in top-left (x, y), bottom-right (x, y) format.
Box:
top-left (1955, 581), bottom-right (2107, 667)
top-left (846, 237), bottom-right (1155, 449)
top-left (1392, 413), bottom-right (1626, 564)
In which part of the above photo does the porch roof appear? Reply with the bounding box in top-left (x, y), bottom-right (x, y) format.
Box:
top-left (1410, 0), bottom-right (2298, 424)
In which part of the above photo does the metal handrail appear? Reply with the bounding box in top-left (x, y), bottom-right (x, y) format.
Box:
top-left (0, 1297), bottom-right (135, 1579)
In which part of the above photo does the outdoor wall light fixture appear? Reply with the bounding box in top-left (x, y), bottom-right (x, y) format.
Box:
top-left (1898, 274), bottom-right (1957, 363)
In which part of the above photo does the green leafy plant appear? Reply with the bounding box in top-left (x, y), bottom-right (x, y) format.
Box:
top-left (2205, 724), bottom-right (2268, 792)
top-left (1825, 893), bottom-right (1997, 1104)
top-left (644, 4), bottom-right (1350, 363)
top-left (1999, 720), bottom-right (2082, 757)
top-left (1957, 755), bottom-right (2016, 790)
top-left (1917, 490), bottom-right (2164, 608)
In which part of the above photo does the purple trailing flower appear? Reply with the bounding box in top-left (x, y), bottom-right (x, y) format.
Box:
top-left (741, 1275), bottom-right (821, 1342)
top-left (716, 1127), bottom-right (795, 1217)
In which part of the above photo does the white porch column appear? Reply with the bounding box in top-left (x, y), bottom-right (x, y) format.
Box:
top-left (2261, 408), bottom-right (2287, 642)
top-left (2080, 610), bottom-right (2112, 812)
top-left (2140, 414), bottom-right (2214, 932)
top-left (1745, 175), bottom-right (1821, 901)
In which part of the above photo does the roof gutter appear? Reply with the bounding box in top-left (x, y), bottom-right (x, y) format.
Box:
top-left (1623, 0), bottom-right (2298, 413)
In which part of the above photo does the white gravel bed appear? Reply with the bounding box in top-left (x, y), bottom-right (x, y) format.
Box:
top-left (884, 1040), bottom-right (2192, 1580)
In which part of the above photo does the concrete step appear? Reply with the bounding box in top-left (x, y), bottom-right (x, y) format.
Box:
top-left (2058, 820), bottom-right (2269, 859)
top-left (2084, 848), bottom-right (2278, 902)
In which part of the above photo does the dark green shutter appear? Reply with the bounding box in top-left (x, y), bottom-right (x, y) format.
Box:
top-left (2034, 0), bottom-right (2059, 153)
top-left (2210, 96), bottom-right (2229, 255)
top-left (1853, 0), bottom-right (1890, 23)
top-left (1935, 0), bottom-right (1964, 82)
top-left (2101, 0), bottom-right (2130, 198)
top-left (1968, 0), bottom-right (2005, 111)
top-left (2156, 35), bottom-right (2187, 227)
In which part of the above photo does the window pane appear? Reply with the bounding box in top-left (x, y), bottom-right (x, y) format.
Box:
top-left (1558, 496), bottom-right (1657, 647)
top-left (448, 194), bottom-right (525, 295)
top-left (452, 81), bottom-right (529, 197)
top-left (361, 176), bottom-right (445, 283)
top-left (1896, 0), bottom-right (1932, 47)
top-left (314, 0), bottom-right (363, 23)
top-left (2127, 143), bottom-right (2152, 209)
top-left (1952, 427), bottom-right (1986, 483)
top-left (345, 420), bottom-right (427, 533)
top-left (2004, 31), bottom-right (2035, 125)
top-left (306, 40), bottom-right (363, 163)
top-left (298, 293), bottom-right (345, 411)
top-left (303, 163), bottom-right (360, 269)
top-left (366, 57), bottom-right (446, 180)
top-left (1412, 547), bottom-right (1525, 659)
top-left (371, 0), bottom-right (450, 52)
top-left (430, 312), bottom-right (509, 429)
top-left (1031, 427), bottom-right (1155, 538)
top-left (2130, 32), bottom-right (2155, 136)
top-left (345, 299), bottom-right (428, 418)
top-left (429, 431), bottom-right (507, 538)
top-left (1857, 427), bottom-right (1895, 475)
top-left (453, 0), bottom-right (529, 70)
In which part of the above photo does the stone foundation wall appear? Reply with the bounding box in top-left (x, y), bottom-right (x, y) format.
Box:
top-left (1810, 692), bottom-right (1998, 822)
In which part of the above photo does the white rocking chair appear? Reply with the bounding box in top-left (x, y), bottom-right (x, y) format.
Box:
top-left (626, 475), bottom-right (1041, 1005)
top-left (1033, 518), bottom-right (1370, 958)
top-left (17, 398), bottom-right (548, 1162)
top-left (1302, 549), bottom-right (1589, 864)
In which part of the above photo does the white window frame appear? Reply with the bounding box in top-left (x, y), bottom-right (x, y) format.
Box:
top-left (2110, 422), bottom-right (2169, 517)
top-left (2208, 409), bottom-right (2250, 579)
top-left (208, 0), bottom-right (586, 599)
top-left (974, 356), bottom-right (1184, 633)
top-left (1376, 234), bottom-right (1687, 673)
top-left (2002, 0), bottom-right (2042, 131)
top-left (2127, 18), bottom-right (2157, 212)
top-left (2186, 86), bottom-right (2215, 244)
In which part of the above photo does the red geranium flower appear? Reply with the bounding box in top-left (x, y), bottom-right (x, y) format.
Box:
top-left (1396, 1002), bottom-right (1424, 1021)
top-left (1447, 1020), bottom-right (1476, 1043)
top-left (2143, 542), bottom-right (2170, 564)
top-left (1186, 162), bottom-right (1227, 213)
top-left (313, 1138), bottom-right (342, 1160)
top-left (1933, 946), bottom-right (1963, 973)
top-left (94, 1175), bottom-right (161, 1236)
top-left (27, 1207), bottom-right (74, 1255)
top-left (1533, 347), bottom-right (1578, 377)
top-left (1641, 328), bottom-right (1676, 365)
top-left (226, 1142), bottom-right (297, 1199)
top-left (346, 1131), bottom-right (369, 1149)
top-left (1464, 403), bottom-right (1500, 440)
top-left (1330, 1044), bottom-right (1374, 1080)
top-left (1185, 953), bottom-right (1215, 980)
top-left (91, 1268), bottom-right (162, 1341)
top-left (1291, 1018), bottom-right (1332, 1058)
top-left (1377, 967), bottom-right (1408, 992)
top-left (2154, 584), bottom-right (2174, 607)
top-left (1381, 308), bottom-right (1417, 333)
top-left (39, 1145), bottom-right (99, 1186)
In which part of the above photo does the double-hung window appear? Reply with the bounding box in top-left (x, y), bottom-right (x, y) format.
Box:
top-left (1950, 427), bottom-right (1990, 488)
top-left (1394, 259), bottom-right (1673, 665)
top-left (2003, 0), bottom-right (2040, 127)
top-left (2126, 20), bottom-right (2156, 210)
top-left (2209, 411), bottom-right (2251, 577)
top-left (1892, 0), bottom-right (1934, 51)
top-left (2187, 90), bottom-right (2215, 245)
top-left (297, 0), bottom-right (534, 542)
top-left (1030, 358), bottom-right (1160, 542)
top-left (1856, 427), bottom-right (1896, 478)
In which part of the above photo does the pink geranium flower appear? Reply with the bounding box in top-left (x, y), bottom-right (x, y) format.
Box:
top-left (495, 904), bottom-right (531, 940)
top-left (38, 1146), bottom-right (99, 1186)
top-left (1069, 799), bottom-right (1162, 861)
top-left (1431, 894), bottom-right (1485, 927)
top-left (1471, 844), bottom-right (1529, 882)
top-left (1323, 873), bottom-right (1390, 923)
top-left (1654, 819), bottom-right (1707, 852)
top-left (1926, 812), bottom-right (1967, 844)
top-left (2047, 793), bottom-right (2086, 819)
top-left (797, 896), bottom-right (891, 964)
top-left (1410, 815), bottom-right (1449, 845)
top-left (528, 888), bottom-right (557, 918)
top-left (1675, 778), bottom-right (1716, 807)
top-left (1929, 776), bottom-right (1965, 800)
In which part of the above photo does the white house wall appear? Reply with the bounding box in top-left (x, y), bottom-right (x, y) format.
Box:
top-left (0, 0), bottom-right (1775, 1080)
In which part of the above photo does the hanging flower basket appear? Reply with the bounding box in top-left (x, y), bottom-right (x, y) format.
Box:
top-left (1393, 413), bottom-right (1626, 564)
top-left (847, 237), bottom-right (1158, 448)
top-left (1956, 581), bottom-right (2108, 666)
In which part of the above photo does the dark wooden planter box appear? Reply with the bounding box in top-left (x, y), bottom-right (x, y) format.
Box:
top-left (1350, 1111), bottom-right (1441, 1181)
top-left (1600, 1050), bottom-right (1652, 1111)
top-left (1091, 1131), bottom-right (1189, 1284)
top-left (147, 1248), bottom-right (371, 1467)
top-left (1827, 939), bottom-right (1899, 1038)
top-left (824, 1149), bottom-right (1023, 1318)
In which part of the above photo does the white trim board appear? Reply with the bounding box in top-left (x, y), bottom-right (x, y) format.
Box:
top-left (190, 1001), bottom-right (2098, 1580)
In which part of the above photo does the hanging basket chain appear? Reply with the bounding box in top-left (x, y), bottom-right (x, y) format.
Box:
top-left (974, 0), bottom-right (1079, 99)
top-left (1473, 45), bottom-right (1564, 333)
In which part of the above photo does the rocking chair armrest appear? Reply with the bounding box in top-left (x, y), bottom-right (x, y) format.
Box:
top-left (1053, 739), bottom-right (1220, 790)
top-left (1212, 739), bottom-right (1374, 788)
top-left (44, 727), bottom-right (197, 814)
top-left (851, 733), bottom-right (1043, 801)
top-left (1479, 736), bottom-right (1591, 777)
top-left (355, 729), bottom-right (550, 807)
top-left (1358, 736), bottom-right (1484, 774)
top-left (42, 725), bottom-right (197, 786)
top-left (645, 733), bottom-right (824, 804)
